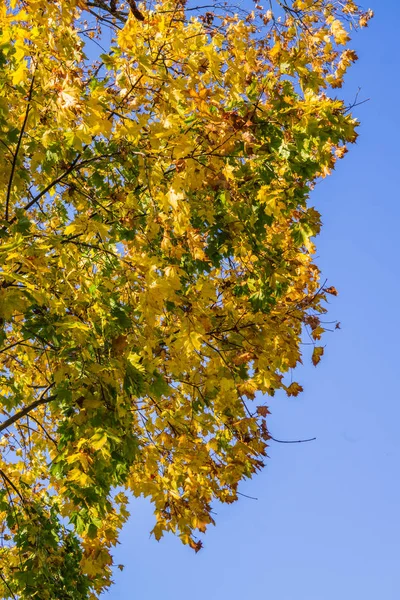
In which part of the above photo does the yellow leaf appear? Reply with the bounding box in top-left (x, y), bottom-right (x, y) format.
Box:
top-left (90, 432), bottom-right (108, 450)
top-left (67, 468), bottom-right (92, 486)
top-left (12, 61), bottom-right (27, 85)
top-left (189, 330), bottom-right (203, 351)
top-left (0, 235), bottom-right (24, 254)
top-left (329, 18), bottom-right (349, 45)
top-left (82, 397), bottom-right (103, 409)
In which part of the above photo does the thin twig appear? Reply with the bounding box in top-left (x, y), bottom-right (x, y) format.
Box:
top-left (269, 435), bottom-right (316, 444)
top-left (237, 491), bottom-right (258, 500)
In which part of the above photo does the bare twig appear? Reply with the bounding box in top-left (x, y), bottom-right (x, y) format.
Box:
top-left (237, 491), bottom-right (258, 500)
top-left (269, 435), bottom-right (316, 444)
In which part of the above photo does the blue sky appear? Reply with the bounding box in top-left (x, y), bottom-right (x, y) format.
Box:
top-left (104, 1), bottom-right (400, 598)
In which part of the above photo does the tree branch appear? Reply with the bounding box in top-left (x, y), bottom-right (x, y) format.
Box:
top-left (0, 391), bottom-right (56, 434)
top-left (12, 152), bottom-right (116, 221)
top-left (5, 72), bottom-right (36, 221)
top-left (127, 0), bottom-right (145, 21)
top-left (0, 571), bottom-right (17, 600)
top-left (0, 469), bottom-right (25, 504)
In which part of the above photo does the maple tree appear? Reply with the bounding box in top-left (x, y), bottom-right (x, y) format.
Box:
top-left (0, 0), bottom-right (372, 597)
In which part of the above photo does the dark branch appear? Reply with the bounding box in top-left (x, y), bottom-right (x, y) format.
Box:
top-left (127, 0), bottom-right (145, 21)
top-left (0, 391), bottom-right (56, 434)
top-left (12, 152), bottom-right (116, 221)
top-left (0, 571), bottom-right (17, 600)
top-left (5, 72), bottom-right (36, 221)
top-left (0, 469), bottom-right (25, 504)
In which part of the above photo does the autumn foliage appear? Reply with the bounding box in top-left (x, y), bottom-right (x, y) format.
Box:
top-left (0, 0), bottom-right (371, 597)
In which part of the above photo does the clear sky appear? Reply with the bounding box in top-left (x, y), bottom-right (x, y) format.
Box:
top-left (104, 1), bottom-right (400, 598)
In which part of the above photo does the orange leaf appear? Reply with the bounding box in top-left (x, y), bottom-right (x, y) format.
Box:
top-left (324, 286), bottom-right (338, 296)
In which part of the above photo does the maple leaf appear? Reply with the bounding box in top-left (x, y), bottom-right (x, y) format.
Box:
top-left (257, 406), bottom-right (270, 417)
top-left (286, 383), bottom-right (304, 397)
top-left (312, 346), bottom-right (325, 366)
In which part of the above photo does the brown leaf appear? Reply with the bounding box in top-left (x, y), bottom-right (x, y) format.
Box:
top-left (286, 382), bottom-right (303, 397)
top-left (312, 346), bottom-right (324, 366)
top-left (232, 351), bottom-right (253, 365)
top-left (324, 286), bottom-right (338, 296)
top-left (260, 419), bottom-right (269, 440)
top-left (256, 405), bottom-right (270, 417)
top-left (111, 334), bottom-right (128, 356)
top-left (189, 539), bottom-right (203, 553)
top-left (304, 315), bottom-right (320, 331)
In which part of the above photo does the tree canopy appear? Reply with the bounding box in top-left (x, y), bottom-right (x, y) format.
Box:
top-left (0, 0), bottom-right (371, 597)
